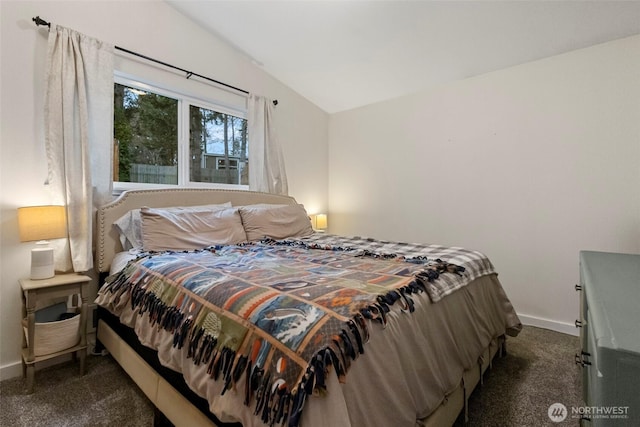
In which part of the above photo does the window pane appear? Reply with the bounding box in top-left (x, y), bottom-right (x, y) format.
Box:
top-left (113, 84), bottom-right (178, 184)
top-left (189, 105), bottom-right (248, 185)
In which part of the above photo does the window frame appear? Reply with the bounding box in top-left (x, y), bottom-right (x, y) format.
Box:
top-left (113, 72), bottom-right (249, 193)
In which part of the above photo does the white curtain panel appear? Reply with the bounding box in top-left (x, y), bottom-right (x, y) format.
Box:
top-left (248, 94), bottom-right (288, 195)
top-left (45, 25), bottom-right (114, 272)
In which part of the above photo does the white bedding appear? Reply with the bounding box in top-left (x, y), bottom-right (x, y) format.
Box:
top-left (110, 250), bottom-right (137, 275)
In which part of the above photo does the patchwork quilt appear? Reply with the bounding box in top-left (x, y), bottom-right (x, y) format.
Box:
top-left (97, 235), bottom-right (496, 427)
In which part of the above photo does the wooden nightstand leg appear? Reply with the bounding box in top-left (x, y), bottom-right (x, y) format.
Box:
top-left (25, 364), bottom-right (35, 394)
top-left (79, 348), bottom-right (86, 375)
top-left (21, 359), bottom-right (26, 378)
top-left (25, 293), bottom-right (36, 393)
top-left (79, 285), bottom-right (88, 376)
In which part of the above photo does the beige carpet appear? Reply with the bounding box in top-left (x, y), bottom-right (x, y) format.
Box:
top-left (0, 354), bottom-right (153, 426)
top-left (0, 325), bottom-right (580, 426)
top-left (457, 326), bottom-right (581, 426)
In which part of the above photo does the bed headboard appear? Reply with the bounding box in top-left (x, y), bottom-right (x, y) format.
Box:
top-left (96, 188), bottom-right (298, 273)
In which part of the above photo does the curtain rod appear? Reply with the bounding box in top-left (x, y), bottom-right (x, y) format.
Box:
top-left (32, 16), bottom-right (278, 106)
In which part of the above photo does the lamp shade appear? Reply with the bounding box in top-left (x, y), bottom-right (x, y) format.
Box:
top-left (311, 213), bottom-right (327, 231)
top-left (18, 205), bottom-right (67, 242)
top-left (315, 214), bottom-right (327, 230)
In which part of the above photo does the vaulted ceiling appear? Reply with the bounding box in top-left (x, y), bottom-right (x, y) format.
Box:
top-left (167, 1), bottom-right (640, 113)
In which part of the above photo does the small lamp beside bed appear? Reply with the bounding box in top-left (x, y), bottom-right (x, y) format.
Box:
top-left (310, 213), bottom-right (327, 232)
top-left (17, 205), bottom-right (67, 280)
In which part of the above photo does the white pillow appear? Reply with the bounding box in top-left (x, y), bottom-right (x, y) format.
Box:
top-left (140, 206), bottom-right (247, 252)
top-left (113, 203), bottom-right (232, 250)
top-left (239, 204), bottom-right (314, 241)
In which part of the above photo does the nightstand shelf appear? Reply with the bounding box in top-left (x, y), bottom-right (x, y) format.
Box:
top-left (20, 273), bottom-right (91, 393)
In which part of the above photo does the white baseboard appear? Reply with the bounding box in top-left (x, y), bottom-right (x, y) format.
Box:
top-left (519, 314), bottom-right (579, 336)
top-left (0, 362), bottom-right (23, 381)
top-left (0, 353), bottom-right (74, 381)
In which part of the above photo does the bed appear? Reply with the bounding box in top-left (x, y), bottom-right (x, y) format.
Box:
top-left (94, 188), bottom-right (521, 427)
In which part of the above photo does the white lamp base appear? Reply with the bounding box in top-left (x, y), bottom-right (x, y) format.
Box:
top-left (31, 247), bottom-right (55, 280)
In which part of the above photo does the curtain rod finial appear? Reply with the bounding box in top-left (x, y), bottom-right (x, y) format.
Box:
top-left (32, 16), bottom-right (51, 28)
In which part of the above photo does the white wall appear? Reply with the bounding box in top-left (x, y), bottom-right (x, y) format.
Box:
top-left (2, 0), bottom-right (637, 382)
top-left (328, 35), bottom-right (640, 334)
top-left (0, 1), bottom-right (328, 379)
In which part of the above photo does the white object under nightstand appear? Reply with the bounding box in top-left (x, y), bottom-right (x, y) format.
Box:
top-left (20, 273), bottom-right (91, 393)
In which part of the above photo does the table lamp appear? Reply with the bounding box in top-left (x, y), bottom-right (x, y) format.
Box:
top-left (311, 213), bottom-right (327, 232)
top-left (18, 205), bottom-right (67, 280)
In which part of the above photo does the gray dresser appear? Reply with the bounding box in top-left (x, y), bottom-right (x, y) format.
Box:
top-left (576, 251), bottom-right (640, 426)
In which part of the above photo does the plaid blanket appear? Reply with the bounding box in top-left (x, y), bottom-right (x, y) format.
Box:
top-left (291, 233), bottom-right (495, 302)
top-left (99, 235), bottom-right (494, 427)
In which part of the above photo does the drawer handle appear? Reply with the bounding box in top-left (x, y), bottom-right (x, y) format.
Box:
top-left (575, 320), bottom-right (583, 328)
top-left (575, 284), bottom-right (582, 291)
top-left (574, 352), bottom-right (592, 367)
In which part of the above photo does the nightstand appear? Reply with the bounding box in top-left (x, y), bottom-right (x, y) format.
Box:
top-left (20, 273), bottom-right (91, 393)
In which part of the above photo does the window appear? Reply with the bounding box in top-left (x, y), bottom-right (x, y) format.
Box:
top-left (216, 158), bottom-right (239, 170)
top-left (113, 76), bottom-right (248, 190)
top-left (189, 105), bottom-right (248, 185)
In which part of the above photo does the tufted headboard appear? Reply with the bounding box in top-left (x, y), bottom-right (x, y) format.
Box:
top-left (95, 188), bottom-right (298, 273)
